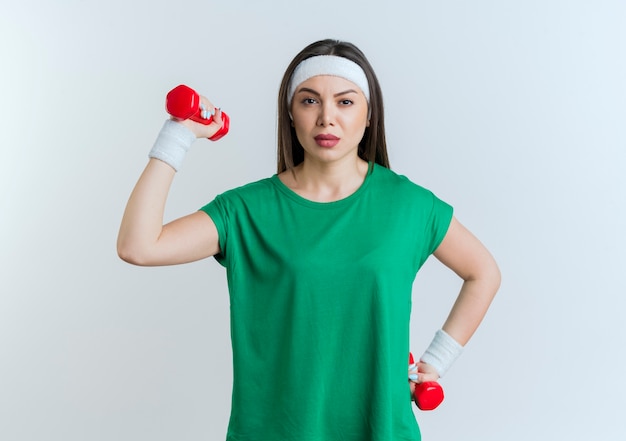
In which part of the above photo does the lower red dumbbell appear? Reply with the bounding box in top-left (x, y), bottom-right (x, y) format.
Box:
top-left (165, 84), bottom-right (230, 141)
top-left (409, 352), bottom-right (444, 411)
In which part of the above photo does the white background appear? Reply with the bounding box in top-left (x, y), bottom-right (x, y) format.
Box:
top-left (1, 1), bottom-right (625, 440)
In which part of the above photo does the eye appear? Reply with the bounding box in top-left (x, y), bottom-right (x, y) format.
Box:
top-left (301, 97), bottom-right (318, 105)
top-left (339, 99), bottom-right (354, 106)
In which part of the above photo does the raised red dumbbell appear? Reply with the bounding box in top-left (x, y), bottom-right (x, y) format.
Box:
top-left (409, 352), bottom-right (444, 411)
top-left (165, 84), bottom-right (230, 141)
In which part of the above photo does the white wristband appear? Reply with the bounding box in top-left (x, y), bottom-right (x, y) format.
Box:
top-left (420, 329), bottom-right (464, 378)
top-left (148, 119), bottom-right (196, 171)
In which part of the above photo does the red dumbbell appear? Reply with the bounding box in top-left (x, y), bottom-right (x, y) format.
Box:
top-left (165, 84), bottom-right (230, 141)
top-left (409, 352), bottom-right (444, 411)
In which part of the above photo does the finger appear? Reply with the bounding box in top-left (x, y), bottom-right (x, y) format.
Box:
top-left (410, 372), bottom-right (426, 384)
top-left (212, 107), bottom-right (223, 125)
top-left (200, 104), bottom-right (216, 120)
top-left (408, 362), bottom-right (419, 382)
top-left (421, 373), bottom-right (440, 383)
top-left (416, 361), bottom-right (437, 374)
top-left (415, 362), bottom-right (440, 382)
top-left (199, 96), bottom-right (216, 120)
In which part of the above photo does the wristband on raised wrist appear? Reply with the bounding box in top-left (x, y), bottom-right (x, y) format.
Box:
top-left (148, 119), bottom-right (196, 171)
top-left (420, 329), bottom-right (464, 378)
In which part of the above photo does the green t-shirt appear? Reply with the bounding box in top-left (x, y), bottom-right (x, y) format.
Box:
top-left (201, 163), bottom-right (453, 441)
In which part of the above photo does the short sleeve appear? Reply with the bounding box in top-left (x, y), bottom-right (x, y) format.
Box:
top-left (200, 196), bottom-right (229, 266)
top-left (425, 192), bottom-right (454, 256)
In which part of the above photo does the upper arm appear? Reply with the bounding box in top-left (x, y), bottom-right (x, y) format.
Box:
top-left (130, 210), bottom-right (220, 266)
top-left (433, 217), bottom-right (500, 283)
top-left (161, 210), bottom-right (220, 263)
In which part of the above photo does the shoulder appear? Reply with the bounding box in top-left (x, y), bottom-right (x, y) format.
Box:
top-left (371, 164), bottom-right (438, 200)
top-left (216, 176), bottom-right (278, 201)
top-left (201, 176), bottom-right (279, 217)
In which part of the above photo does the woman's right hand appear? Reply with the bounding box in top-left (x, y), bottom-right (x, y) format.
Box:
top-left (175, 95), bottom-right (225, 139)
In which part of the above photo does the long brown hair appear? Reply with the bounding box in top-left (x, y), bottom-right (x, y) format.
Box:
top-left (277, 39), bottom-right (389, 173)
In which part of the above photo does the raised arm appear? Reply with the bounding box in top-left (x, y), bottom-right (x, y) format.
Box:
top-left (117, 94), bottom-right (225, 266)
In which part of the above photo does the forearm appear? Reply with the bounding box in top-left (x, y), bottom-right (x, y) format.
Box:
top-left (117, 158), bottom-right (176, 264)
top-left (442, 271), bottom-right (500, 346)
top-left (417, 274), bottom-right (499, 380)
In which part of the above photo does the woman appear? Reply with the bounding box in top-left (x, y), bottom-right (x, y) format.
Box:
top-left (118, 39), bottom-right (501, 441)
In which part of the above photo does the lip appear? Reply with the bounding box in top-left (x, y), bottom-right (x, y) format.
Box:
top-left (314, 134), bottom-right (340, 148)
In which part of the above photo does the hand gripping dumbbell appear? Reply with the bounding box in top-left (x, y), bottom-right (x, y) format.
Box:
top-left (165, 84), bottom-right (230, 141)
top-left (409, 352), bottom-right (444, 411)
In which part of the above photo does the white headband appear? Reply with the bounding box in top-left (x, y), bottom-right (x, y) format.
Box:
top-left (288, 55), bottom-right (370, 105)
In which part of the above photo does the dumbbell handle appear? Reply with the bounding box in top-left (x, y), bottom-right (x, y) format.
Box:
top-left (165, 84), bottom-right (230, 141)
top-left (409, 352), bottom-right (444, 411)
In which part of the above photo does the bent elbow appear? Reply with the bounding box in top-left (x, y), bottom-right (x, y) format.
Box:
top-left (117, 246), bottom-right (139, 266)
top-left (467, 255), bottom-right (502, 296)
top-left (117, 240), bottom-right (152, 266)
top-left (487, 259), bottom-right (502, 295)
top-left (495, 265), bottom-right (502, 289)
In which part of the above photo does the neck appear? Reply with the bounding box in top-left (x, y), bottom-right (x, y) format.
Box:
top-left (285, 156), bottom-right (370, 202)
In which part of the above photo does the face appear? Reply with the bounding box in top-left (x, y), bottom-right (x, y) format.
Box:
top-left (290, 75), bottom-right (369, 166)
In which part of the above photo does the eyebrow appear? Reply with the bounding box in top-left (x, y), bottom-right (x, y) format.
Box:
top-left (296, 87), bottom-right (359, 98)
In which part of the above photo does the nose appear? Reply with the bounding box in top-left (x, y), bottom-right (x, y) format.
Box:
top-left (317, 102), bottom-right (335, 127)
